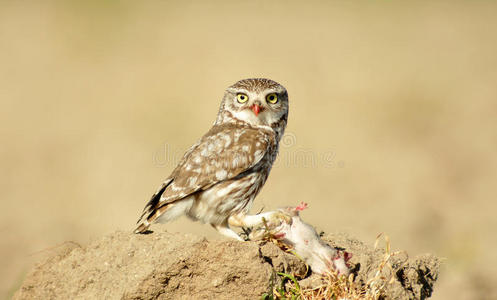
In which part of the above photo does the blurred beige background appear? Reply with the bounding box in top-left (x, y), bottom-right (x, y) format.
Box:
top-left (1, 0), bottom-right (496, 299)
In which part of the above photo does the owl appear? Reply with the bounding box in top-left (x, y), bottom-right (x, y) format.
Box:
top-left (135, 78), bottom-right (289, 240)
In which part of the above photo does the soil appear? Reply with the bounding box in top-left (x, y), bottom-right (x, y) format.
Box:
top-left (13, 226), bottom-right (440, 299)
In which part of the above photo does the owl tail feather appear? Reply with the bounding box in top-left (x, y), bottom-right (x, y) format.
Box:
top-left (134, 202), bottom-right (181, 233)
top-left (134, 222), bottom-right (150, 234)
top-left (134, 180), bottom-right (171, 234)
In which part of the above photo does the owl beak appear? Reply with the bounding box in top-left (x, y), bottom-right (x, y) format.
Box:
top-left (251, 104), bottom-right (261, 116)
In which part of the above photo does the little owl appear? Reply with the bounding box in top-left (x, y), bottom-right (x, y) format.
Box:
top-left (135, 78), bottom-right (289, 240)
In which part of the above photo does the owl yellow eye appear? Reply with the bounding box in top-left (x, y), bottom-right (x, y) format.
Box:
top-left (236, 93), bottom-right (248, 103)
top-left (266, 93), bottom-right (278, 104)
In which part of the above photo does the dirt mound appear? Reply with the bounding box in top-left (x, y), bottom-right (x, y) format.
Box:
top-left (13, 226), bottom-right (440, 299)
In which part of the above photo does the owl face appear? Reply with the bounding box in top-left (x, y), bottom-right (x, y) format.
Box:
top-left (217, 78), bottom-right (289, 128)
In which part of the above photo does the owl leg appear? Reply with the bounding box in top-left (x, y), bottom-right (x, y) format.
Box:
top-left (212, 222), bottom-right (244, 241)
top-left (228, 211), bottom-right (290, 228)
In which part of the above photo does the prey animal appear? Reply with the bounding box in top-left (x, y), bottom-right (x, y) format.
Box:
top-left (250, 203), bottom-right (351, 276)
top-left (135, 78), bottom-right (289, 240)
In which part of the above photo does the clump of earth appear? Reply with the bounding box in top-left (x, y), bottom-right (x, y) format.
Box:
top-left (14, 225), bottom-right (440, 299)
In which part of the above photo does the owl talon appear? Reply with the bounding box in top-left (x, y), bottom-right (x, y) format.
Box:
top-left (212, 224), bottom-right (244, 241)
top-left (263, 211), bottom-right (292, 229)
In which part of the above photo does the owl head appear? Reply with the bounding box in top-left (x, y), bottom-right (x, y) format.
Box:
top-left (216, 78), bottom-right (289, 130)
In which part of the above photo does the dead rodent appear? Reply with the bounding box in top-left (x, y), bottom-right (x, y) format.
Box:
top-left (250, 202), bottom-right (351, 276)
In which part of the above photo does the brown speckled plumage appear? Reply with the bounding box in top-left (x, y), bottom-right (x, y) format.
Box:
top-left (135, 78), bottom-right (289, 238)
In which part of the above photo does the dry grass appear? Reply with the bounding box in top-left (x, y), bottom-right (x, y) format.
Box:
top-left (268, 234), bottom-right (403, 300)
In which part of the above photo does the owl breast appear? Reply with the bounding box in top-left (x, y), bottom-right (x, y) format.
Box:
top-left (187, 141), bottom-right (278, 225)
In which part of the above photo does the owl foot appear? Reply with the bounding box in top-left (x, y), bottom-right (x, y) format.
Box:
top-left (262, 211), bottom-right (293, 228)
top-left (228, 210), bottom-right (291, 229)
top-left (212, 223), bottom-right (244, 241)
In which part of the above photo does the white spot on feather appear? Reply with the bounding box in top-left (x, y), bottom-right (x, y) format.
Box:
top-left (232, 156), bottom-right (241, 168)
top-left (215, 169), bottom-right (227, 180)
top-left (234, 130), bottom-right (243, 142)
top-left (187, 177), bottom-right (197, 186)
top-left (223, 135), bottom-right (232, 147)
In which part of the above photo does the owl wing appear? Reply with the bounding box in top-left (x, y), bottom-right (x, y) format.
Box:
top-left (136, 124), bottom-right (275, 227)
